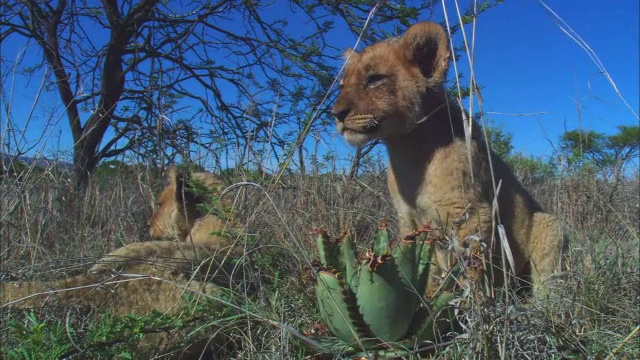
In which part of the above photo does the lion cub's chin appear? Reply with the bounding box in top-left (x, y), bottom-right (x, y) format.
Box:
top-left (342, 129), bottom-right (375, 146)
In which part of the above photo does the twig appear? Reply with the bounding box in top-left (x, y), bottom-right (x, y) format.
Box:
top-left (538, 0), bottom-right (638, 119)
top-left (270, 1), bottom-right (383, 190)
top-left (604, 325), bottom-right (640, 360)
top-left (484, 111), bottom-right (548, 117)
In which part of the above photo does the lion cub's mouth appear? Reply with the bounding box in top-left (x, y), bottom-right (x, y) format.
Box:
top-left (341, 115), bottom-right (380, 135)
top-left (339, 116), bottom-right (379, 146)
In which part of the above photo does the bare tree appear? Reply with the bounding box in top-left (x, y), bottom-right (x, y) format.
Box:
top-left (1, 0), bottom-right (483, 191)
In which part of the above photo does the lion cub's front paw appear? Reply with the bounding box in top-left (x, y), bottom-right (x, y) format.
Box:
top-left (88, 242), bottom-right (163, 274)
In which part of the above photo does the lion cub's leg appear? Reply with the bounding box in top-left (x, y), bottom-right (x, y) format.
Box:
top-left (528, 212), bottom-right (563, 298)
top-left (1, 273), bottom-right (103, 309)
top-left (424, 204), bottom-right (494, 297)
top-left (2, 280), bottom-right (57, 308)
top-left (89, 241), bottom-right (236, 274)
top-left (90, 241), bottom-right (185, 273)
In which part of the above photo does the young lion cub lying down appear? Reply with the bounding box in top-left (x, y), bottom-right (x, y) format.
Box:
top-left (2, 166), bottom-right (240, 307)
top-left (1, 167), bottom-right (241, 358)
top-left (90, 165), bottom-right (241, 273)
top-left (332, 22), bottom-right (562, 297)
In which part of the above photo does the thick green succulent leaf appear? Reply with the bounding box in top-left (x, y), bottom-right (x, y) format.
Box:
top-left (356, 259), bottom-right (419, 342)
top-left (340, 234), bottom-right (359, 291)
top-left (315, 230), bottom-right (345, 272)
top-left (373, 226), bottom-right (392, 257)
top-left (415, 234), bottom-right (435, 292)
top-left (392, 238), bottom-right (418, 289)
top-left (311, 224), bottom-right (464, 355)
top-left (315, 271), bottom-right (361, 343)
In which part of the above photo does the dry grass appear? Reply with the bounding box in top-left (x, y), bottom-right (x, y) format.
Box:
top-left (1, 154), bottom-right (638, 359)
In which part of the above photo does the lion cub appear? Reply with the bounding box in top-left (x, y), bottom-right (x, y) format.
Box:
top-left (149, 165), bottom-right (235, 245)
top-left (90, 166), bottom-right (240, 273)
top-left (3, 166), bottom-right (241, 309)
top-left (2, 166), bottom-right (241, 357)
top-left (332, 22), bottom-right (562, 297)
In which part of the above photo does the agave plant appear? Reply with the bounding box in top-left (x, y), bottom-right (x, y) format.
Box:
top-left (308, 223), bottom-right (463, 357)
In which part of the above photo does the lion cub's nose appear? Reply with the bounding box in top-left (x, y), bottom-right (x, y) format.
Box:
top-left (332, 106), bottom-right (350, 123)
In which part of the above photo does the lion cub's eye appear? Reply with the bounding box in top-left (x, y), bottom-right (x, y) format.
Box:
top-left (365, 73), bottom-right (387, 88)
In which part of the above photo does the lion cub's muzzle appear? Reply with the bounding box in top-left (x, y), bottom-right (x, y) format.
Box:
top-left (332, 103), bottom-right (379, 134)
top-left (336, 113), bottom-right (379, 134)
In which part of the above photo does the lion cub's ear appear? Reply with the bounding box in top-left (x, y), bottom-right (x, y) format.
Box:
top-left (342, 48), bottom-right (360, 62)
top-left (166, 165), bottom-right (190, 202)
top-left (166, 165), bottom-right (179, 186)
top-left (401, 22), bottom-right (451, 85)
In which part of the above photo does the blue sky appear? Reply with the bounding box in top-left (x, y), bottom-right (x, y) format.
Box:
top-left (468, 0), bottom-right (639, 157)
top-left (319, 0), bottom-right (639, 168)
top-left (2, 0), bottom-right (638, 167)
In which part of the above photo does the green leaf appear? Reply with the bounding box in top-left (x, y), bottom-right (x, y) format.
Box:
top-left (393, 238), bottom-right (418, 289)
top-left (315, 271), bottom-right (360, 343)
top-left (315, 230), bottom-right (343, 272)
top-left (373, 226), bottom-right (391, 257)
top-left (340, 234), bottom-right (359, 291)
top-left (355, 258), bottom-right (419, 342)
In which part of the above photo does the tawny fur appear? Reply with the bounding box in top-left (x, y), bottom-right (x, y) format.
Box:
top-left (1, 259), bottom-right (224, 359)
top-left (1, 261), bottom-right (220, 316)
top-left (332, 22), bottom-right (562, 297)
top-left (148, 165), bottom-right (237, 246)
top-left (91, 166), bottom-right (241, 273)
top-left (1, 166), bottom-right (242, 358)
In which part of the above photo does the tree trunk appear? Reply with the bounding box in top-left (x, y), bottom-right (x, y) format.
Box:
top-left (73, 141), bottom-right (100, 193)
top-left (298, 144), bottom-right (306, 176)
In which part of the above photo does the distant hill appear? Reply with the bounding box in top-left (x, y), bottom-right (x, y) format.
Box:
top-left (1, 153), bottom-right (74, 173)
